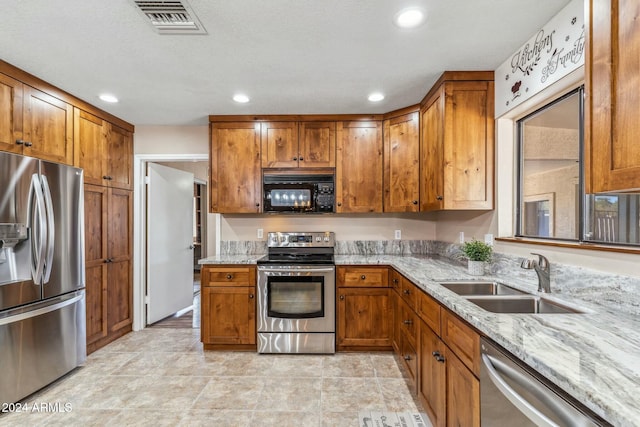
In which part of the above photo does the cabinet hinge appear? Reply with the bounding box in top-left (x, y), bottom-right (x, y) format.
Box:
top-left (144, 176), bottom-right (150, 185)
top-left (144, 295), bottom-right (150, 305)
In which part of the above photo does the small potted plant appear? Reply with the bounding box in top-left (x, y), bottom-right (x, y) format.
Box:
top-left (460, 239), bottom-right (493, 276)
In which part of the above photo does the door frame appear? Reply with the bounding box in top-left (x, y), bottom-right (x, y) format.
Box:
top-left (132, 153), bottom-right (208, 331)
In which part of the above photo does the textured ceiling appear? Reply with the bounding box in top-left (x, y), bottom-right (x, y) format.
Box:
top-left (0, 0), bottom-right (572, 126)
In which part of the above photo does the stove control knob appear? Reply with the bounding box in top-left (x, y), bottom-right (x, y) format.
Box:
top-left (323, 236), bottom-right (330, 242)
top-left (316, 236), bottom-right (322, 242)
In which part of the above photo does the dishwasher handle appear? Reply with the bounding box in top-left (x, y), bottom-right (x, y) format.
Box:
top-left (482, 353), bottom-right (560, 427)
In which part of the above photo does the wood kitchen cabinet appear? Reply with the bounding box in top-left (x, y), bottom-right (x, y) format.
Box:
top-left (200, 265), bottom-right (257, 350)
top-left (210, 122), bottom-right (261, 213)
top-left (85, 185), bottom-right (133, 354)
top-left (336, 120), bottom-right (383, 213)
top-left (74, 109), bottom-right (133, 190)
top-left (419, 322), bottom-right (446, 427)
top-left (261, 121), bottom-right (336, 168)
top-left (420, 72), bottom-right (494, 211)
top-left (0, 74), bottom-right (73, 164)
top-left (585, 0), bottom-right (640, 192)
top-left (383, 109), bottom-right (420, 212)
top-left (336, 266), bottom-right (392, 350)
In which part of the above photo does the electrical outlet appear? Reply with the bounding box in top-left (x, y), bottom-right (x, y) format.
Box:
top-left (484, 233), bottom-right (494, 246)
top-left (394, 230), bottom-right (401, 240)
top-left (459, 231), bottom-right (465, 244)
top-left (257, 228), bottom-right (263, 239)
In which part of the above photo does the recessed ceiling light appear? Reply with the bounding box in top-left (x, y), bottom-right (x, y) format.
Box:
top-left (394, 8), bottom-right (425, 29)
top-left (368, 93), bottom-right (385, 102)
top-left (99, 94), bottom-right (118, 103)
top-left (233, 94), bottom-right (250, 103)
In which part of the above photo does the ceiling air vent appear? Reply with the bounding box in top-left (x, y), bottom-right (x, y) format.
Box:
top-left (133, 1), bottom-right (207, 35)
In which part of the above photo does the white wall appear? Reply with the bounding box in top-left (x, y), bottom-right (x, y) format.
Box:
top-left (134, 125), bottom-right (208, 155)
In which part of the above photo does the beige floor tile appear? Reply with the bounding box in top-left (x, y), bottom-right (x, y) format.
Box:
top-left (110, 351), bottom-right (185, 376)
top-left (321, 377), bottom-right (386, 412)
top-left (323, 353), bottom-right (376, 378)
top-left (250, 410), bottom-right (322, 427)
top-left (123, 376), bottom-right (210, 409)
top-left (179, 409), bottom-right (254, 427)
top-left (192, 377), bottom-right (266, 410)
top-left (321, 411), bottom-right (360, 427)
top-left (255, 377), bottom-right (322, 411)
top-left (109, 409), bottom-right (185, 426)
top-left (377, 378), bottom-right (423, 412)
top-left (269, 354), bottom-right (324, 377)
top-left (370, 353), bottom-right (405, 378)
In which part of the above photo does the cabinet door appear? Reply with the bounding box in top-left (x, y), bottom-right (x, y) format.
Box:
top-left (0, 73), bottom-right (23, 154)
top-left (299, 121), bottom-right (336, 167)
top-left (83, 184), bottom-right (108, 345)
top-left (446, 347), bottom-right (480, 427)
top-left (336, 121), bottom-right (383, 212)
top-left (74, 109), bottom-right (107, 186)
top-left (210, 122), bottom-right (261, 213)
top-left (261, 121), bottom-right (299, 168)
top-left (201, 286), bottom-right (256, 345)
top-left (586, 0), bottom-right (640, 192)
top-left (107, 188), bottom-right (133, 334)
top-left (443, 81), bottom-right (494, 210)
top-left (22, 86), bottom-right (73, 164)
top-left (383, 112), bottom-right (420, 212)
top-left (106, 124), bottom-right (133, 190)
top-left (337, 287), bottom-right (391, 349)
top-left (420, 89), bottom-right (444, 211)
top-left (419, 322), bottom-right (446, 427)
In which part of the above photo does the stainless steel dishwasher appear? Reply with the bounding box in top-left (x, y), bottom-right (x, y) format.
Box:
top-left (480, 338), bottom-right (610, 426)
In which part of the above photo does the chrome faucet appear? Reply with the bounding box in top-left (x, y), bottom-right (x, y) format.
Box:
top-left (521, 253), bottom-right (551, 293)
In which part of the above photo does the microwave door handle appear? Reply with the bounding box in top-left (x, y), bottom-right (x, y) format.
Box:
top-left (28, 174), bottom-right (46, 284)
top-left (481, 353), bottom-right (560, 427)
top-left (40, 175), bottom-right (55, 283)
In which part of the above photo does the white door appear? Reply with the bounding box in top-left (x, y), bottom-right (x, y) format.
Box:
top-left (146, 163), bottom-right (194, 325)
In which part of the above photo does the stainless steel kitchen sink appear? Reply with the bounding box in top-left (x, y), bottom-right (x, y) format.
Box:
top-left (439, 281), bottom-right (528, 296)
top-left (465, 296), bottom-right (584, 314)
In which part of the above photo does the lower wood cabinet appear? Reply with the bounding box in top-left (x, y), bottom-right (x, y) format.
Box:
top-left (446, 346), bottom-right (480, 427)
top-left (419, 322), bottom-right (446, 427)
top-left (85, 185), bottom-right (133, 354)
top-left (200, 265), bottom-right (256, 350)
top-left (337, 266), bottom-right (392, 350)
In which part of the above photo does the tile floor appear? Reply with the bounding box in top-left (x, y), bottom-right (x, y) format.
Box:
top-left (1, 327), bottom-right (426, 426)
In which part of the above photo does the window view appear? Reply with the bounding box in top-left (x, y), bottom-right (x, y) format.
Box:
top-left (517, 86), bottom-right (640, 246)
top-left (517, 89), bottom-right (581, 240)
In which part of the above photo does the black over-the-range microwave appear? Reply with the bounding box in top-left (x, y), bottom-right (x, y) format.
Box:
top-left (263, 173), bottom-right (335, 213)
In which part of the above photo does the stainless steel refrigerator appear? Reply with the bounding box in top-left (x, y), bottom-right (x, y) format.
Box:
top-left (0, 151), bottom-right (86, 404)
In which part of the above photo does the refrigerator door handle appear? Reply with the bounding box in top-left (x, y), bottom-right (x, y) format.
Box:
top-left (41, 175), bottom-right (55, 284)
top-left (0, 291), bottom-right (84, 326)
top-left (28, 173), bottom-right (47, 284)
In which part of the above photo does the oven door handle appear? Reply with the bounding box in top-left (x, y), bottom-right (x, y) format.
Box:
top-left (258, 267), bottom-right (335, 274)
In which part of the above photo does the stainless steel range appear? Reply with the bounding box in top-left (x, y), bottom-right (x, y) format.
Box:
top-left (257, 232), bottom-right (335, 354)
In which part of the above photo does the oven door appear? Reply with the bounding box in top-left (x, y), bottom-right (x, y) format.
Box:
top-left (257, 265), bottom-right (335, 333)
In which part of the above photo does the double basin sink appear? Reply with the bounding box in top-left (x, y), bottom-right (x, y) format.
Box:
top-left (439, 281), bottom-right (584, 314)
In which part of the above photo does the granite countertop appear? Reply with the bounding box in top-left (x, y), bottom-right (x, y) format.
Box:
top-left (199, 253), bottom-right (640, 426)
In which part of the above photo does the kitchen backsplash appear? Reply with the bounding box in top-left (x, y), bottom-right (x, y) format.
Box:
top-left (220, 239), bottom-right (640, 316)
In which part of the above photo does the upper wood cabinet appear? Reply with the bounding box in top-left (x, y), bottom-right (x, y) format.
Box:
top-left (420, 72), bottom-right (494, 211)
top-left (210, 122), bottom-right (261, 213)
top-left (0, 77), bottom-right (73, 164)
top-left (336, 120), bottom-right (383, 212)
top-left (74, 109), bottom-right (133, 190)
top-left (0, 73), bottom-right (23, 155)
top-left (585, 0), bottom-right (640, 193)
top-left (261, 121), bottom-right (336, 168)
top-left (383, 110), bottom-right (420, 212)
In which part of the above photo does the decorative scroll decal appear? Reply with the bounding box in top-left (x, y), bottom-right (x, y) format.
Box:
top-left (495, 0), bottom-right (584, 117)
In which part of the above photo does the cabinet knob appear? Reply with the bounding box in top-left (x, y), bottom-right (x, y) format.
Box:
top-left (337, 202), bottom-right (342, 207)
top-left (226, 274), bottom-right (233, 279)
top-left (392, 279), bottom-right (399, 284)
top-left (103, 175), bottom-right (113, 180)
top-left (249, 294), bottom-right (254, 299)
top-left (432, 351), bottom-right (445, 363)
top-left (403, 319), bottom-right (413, 325)
top-left (255, 203), bottom-right (260, 207)
top-left (403, 289), bottom-right (410, 295)
top-left (299, 157), bottom-right (304, 161)
top-left (436, 196), bottom-right (443, 201)
top-left (339, 295), bottom-right (345, 301)
top-left (360, 275), bottom-right (366, 280)
top-left (404, 355), bottom-right (412, 361)
top-left (293, 157), bottom-right (298, 161)
top-left (24, 141), bottom-right (33, 147)
top-left (15, 139), bottom-right (25, 145)
top-left (412, 200), bottom-right (418, 205)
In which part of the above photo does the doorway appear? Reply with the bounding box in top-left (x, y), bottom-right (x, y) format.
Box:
top-left (132, 154), bottom-right (209, 331)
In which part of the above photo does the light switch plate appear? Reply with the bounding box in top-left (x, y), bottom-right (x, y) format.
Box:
top-left (394, 230), bottom-right (401, 240)
top-left (484, 233), bottom-right (494, 246)
top-left (459, 231), bottom-right (465, 244)
top-left (257, 228), bottom-right (263, 239)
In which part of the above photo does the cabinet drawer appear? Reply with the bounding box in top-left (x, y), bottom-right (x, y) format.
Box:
top-left (441, 310), bottom-right (480, 376)
top-left (400, 277), bottom-right (418, 310)
top-left (399, 299), bottom-right (418, 347)
top-left (202, 266), bottom-right (256, 287)
top-left (418, 291), bottom-right (441, 336)
top-left (338, 266), bottom-right (389, 287)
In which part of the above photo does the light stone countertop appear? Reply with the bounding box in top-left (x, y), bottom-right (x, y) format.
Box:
top-left (200, 253), bottom-right (640, 426)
